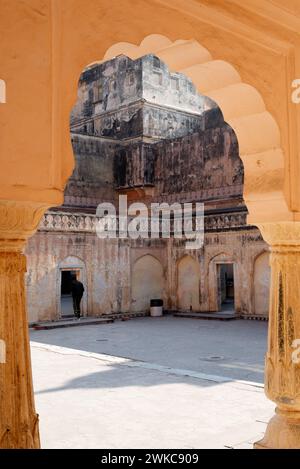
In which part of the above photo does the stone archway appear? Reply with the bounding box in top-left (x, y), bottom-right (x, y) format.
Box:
top-left (131, 254), bottom-right (164, 312)
top-left (64, 32), bottom-right (300, 448)
top-left (1, 2), bottom-right (300, 449)
top-left (56, 255), bottom-right (88, 318)
top-left (176, 255), bottom-right (200, 311)
top-left (253, 251), bottom-right (271, 317)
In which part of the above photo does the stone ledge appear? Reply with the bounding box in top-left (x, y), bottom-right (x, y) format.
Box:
top-left (29, 311), bottom-right (150, 330)
top-left (173, 311), bottom-right (241, 320)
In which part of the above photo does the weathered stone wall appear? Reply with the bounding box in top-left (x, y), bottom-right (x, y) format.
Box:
top-left (67, 54), bottom-right (241, 213)
top-left (25, 211), bottom-right (269, 322)
top-left (26, 231), bottom-right (131, 323)
top-left (155, 119), bottom-right (241, 197)
top-left (67, 115), bottom-right (242, 210)
top-left (26, 53), bottom-right (269, 322)
top-left (114, 142), bottom-right (156, 189)
top-left (71, 54), bottom-right (207, 127)
top-left (112, 105), bottom-right (242, 197)
top-left (68, 54), bottom-right (214, 209)
top-left (64, 134), bottom-right (117, 209)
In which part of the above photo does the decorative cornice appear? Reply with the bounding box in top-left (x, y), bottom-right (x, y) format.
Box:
top-left (205, 212), bottom-right (247, 231)
top-left (39, 209), bottom-right (249, 234)
top-left (39, 211), bottom-right (97, 233)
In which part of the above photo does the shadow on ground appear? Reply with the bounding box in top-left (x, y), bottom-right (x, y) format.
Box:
top-left (30, 316), bottom-right (267, 389)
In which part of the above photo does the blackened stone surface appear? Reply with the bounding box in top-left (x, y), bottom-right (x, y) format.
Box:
top-left (67, 53), bottom-right (243, 210)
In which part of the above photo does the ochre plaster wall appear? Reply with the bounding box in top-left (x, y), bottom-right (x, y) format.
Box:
top-left (2, 0), bottom-right (299, 220)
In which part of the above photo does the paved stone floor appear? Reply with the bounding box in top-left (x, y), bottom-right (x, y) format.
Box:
top-left (30, 316), bottom-right (273, 449)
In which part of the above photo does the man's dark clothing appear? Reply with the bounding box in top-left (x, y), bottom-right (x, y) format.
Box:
top-left (71, 280), bottom-right (85, 318)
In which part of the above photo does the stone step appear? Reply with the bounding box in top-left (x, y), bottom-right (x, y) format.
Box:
top-left (31, 317), bottom-right (114, 330)
top-left (30, 311), bottom-right (150, 330)
top-left (173, 311), bottom-right (241, 321)
top-left (242, 314), bottom-right (268, 321)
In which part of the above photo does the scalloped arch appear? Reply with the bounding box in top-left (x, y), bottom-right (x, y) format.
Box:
top-left (102, 34), bottom-right (290, 224)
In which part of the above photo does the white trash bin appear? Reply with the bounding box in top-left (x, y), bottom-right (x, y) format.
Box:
top-left (150, 299), bottom-right (163, 317)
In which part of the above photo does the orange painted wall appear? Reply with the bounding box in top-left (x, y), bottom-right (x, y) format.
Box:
top-left (1, 0), bottom-right (300, 220)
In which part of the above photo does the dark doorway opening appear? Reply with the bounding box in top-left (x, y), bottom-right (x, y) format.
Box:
top-left (60, 270), bottom-right (79, 318)
top-left (218, 264), bottom-right (235, 312)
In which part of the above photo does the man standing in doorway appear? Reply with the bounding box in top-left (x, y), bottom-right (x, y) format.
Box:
top-left (71, 276), bottom-right (85, 319)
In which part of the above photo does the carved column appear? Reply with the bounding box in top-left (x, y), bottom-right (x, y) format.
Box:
top-left (0, 201), bottom-right (48, 448)
top-left (255, 222), bottom-right (300, 449)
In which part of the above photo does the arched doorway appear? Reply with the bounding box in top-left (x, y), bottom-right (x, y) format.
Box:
top-left (56, 255), bottom-right (88, 318)
top-left (208, 253), bottom-right (236, 312)
top-left (253, 251), bottom-right (271, 317)
top-left (131, 255), bottom-right (164, 312)
top-left (177, 255), bottom-right (200, 311)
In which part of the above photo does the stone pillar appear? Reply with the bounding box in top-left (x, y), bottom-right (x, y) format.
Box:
top-left (0, 201), bottom-right (48, 448)
top-left (255, 222), bottom-right (300, 449)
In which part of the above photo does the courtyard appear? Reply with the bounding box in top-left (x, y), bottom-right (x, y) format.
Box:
top-left (30, 316), bottom-right (273, 449)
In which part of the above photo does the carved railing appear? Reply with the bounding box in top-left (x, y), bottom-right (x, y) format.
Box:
top-left (38, 209), bottom-right (249, 234)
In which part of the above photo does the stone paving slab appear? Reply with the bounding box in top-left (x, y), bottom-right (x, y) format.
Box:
top-left (30, 316), bottom-right (267, 383)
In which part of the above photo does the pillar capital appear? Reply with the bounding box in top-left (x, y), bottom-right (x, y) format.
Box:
top-left (258, 222), bottom-right (300, 248)
top-left (0, 200), bottom-right (48, 252)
